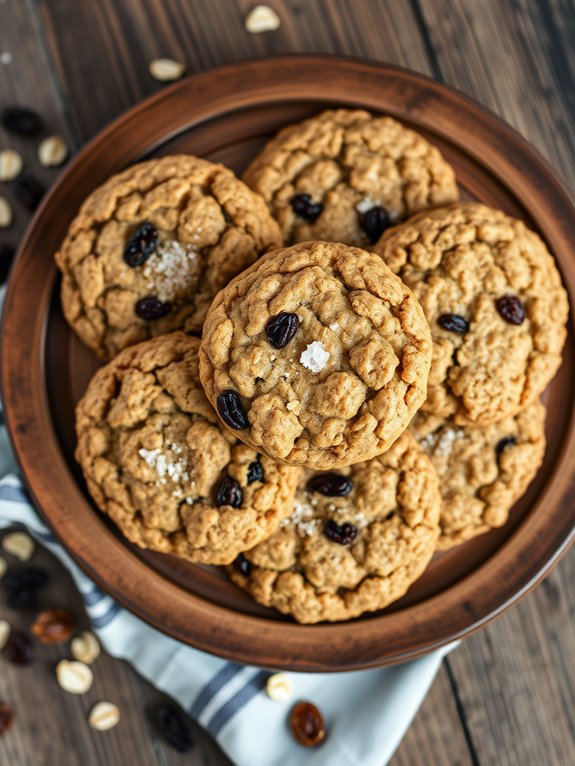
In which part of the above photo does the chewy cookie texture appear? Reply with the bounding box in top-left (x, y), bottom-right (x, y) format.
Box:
top-left (56, 155), bottom-right (282, 360)
top-left (375, 202), bottom-right (569, 426)
top-left (75, 333), bottom-right (300, 565)
top-left (412, 400), bottom-right (546, 549)
top-left (230, 432), bottom-right (441, 623)
top-left (199, 241), bottom-right (433, 469)
top-left (243, 108), bottom-right (459, 247)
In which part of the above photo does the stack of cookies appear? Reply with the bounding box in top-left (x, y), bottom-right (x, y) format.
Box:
top-left (58, 110), bottom-right (569, 624)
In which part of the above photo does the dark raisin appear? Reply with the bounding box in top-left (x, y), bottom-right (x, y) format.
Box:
top-left (216, 390), bottom-right (249, 430)
top-left (1, 630), bottom-right (35, 665)
top-left (232, 553), bottom-right (251, 576)
top-left (5, 589), bottom-right (38, 610)
top-left (247, 460), bottom-right (265, 484)
top-left (496, 295), bottom-right (526, 325)
top-left (2, 567), bottom-right (49, 593)
top-left (324, 519), bottom-right (358, 545)
top-left (14, 175), bottom-right (45, 212)
top-left (265, 312), bottom-right (299, 349)
top-left (124, 222), bottom-right (158, 267)
top-left (0, 244), bottom-right (15, 284)
top-left (0, 702), bottom-right (15, 737)
top-left (1, 106), bottom-right (42, 135)
top-left (153, 703), bottom-right (194, 753)
top-left (359, 205), bottom-right (390, 243)
top-left (290, 701), bottom-right (326, 747)
top-left (135, 296), bottom-right (172, 320)
top-left (496, 435), bottom-right (517, 457)
top-left (437, 314), bottom-right (469, 334)
top-left (306, 473), bottom-right (353, 497)
top-left (291, 194), bottom-right (323, 223)
top-left (214, 476), bottom-right (243, 508)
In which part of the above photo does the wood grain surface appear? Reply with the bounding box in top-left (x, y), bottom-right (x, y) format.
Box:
top-left (0, 1), bottom-right (573, 765)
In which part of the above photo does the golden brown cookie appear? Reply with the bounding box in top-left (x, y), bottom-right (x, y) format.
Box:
top-left (375, 203), bottom-right (569, 425)
top-left (75, 333), bottom-right (300, 565)
top-left (56, 155), bottom-right (282, 360)
top-left (243, 108), bottom-right (458, 247)
top-left (412, 400), bottom-right (546, 549)
top-left (229, 432), bottom-right (440, 623)
top-left (199, 241), bottom-right (433, 470)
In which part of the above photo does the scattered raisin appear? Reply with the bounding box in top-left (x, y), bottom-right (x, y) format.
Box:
top-left (0, 702), bottom-right (15, 737)
top-left (214, 476), bottom-right (243, 508)
top-left (232, 554), bottom-right (251, 576)
top-left (2, 567), bottom-right (49, 593)
top-left (324, 519), bottom-right (358, 545)
top-left (265, 312), bottom-right (299, 349)
top-left (437, 314), bottom-right (469, 334)
top-left (154, 703), bottom-right (194, 753)
top-left (290, 701), bottom-right (326, 747)
top-left (31, 609), bottom-right (76, 644)
top-left (1, 630), bottom-right (35, 665)
top-left (135, 296), bottom-right (172, 320)
top-left (124, 222), bottom-right (158, 267)
top-left (247, 460), bottom-right (265, 484)
top-left (14, 175), bottom-right (45, 211)
top-left (1, 106), bottom-right (42, 135)
top-left (291, 194), bottom-right (323, 222)
top-left (306, 473), bottom-right (353, 497)
top-left (5, 589), bottom-right (38, 611)
top-left (0, 244), bottom-right (15, 284)
top-left (359, 205), bottom-right (389, 243)
top-left (496, 435), bottom-right (517, 457)
top-left (496, 295), bottom-right (526, 325)
top-left (216, 390), bottom-right (249, 430)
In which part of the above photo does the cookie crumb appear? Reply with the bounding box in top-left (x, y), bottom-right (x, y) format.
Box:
top-left (245, 5), bottom-right (281, 33)
top-left (299, 341), bottom-right (330, 373)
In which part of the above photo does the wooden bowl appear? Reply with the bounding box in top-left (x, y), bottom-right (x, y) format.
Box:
top-left (2, 57), bottom-right (574, 672)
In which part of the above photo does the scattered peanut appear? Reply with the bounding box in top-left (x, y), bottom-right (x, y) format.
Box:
top-left (55, 660), bottom-right (93, 694)
top-left (0, 197), bottom-right (12, 229)
top-left (245, 5), bottom-right (281, 33)
top-left (89, 701), bottom-right (121, 731)
top-left (71, 630), bottom-right (101, 665)
top-left (149, 58), bottom-right (185, 82)
top-left (38, 135), bottom-right (68, 167)
top-left (266, 672), bottom-right (293, 701)
top-left (0, 149), bottom-right (23, 181)
top-left (2, 532), bottom-right (34, 561)
top-left (0, 620), bottom-right (10, 651)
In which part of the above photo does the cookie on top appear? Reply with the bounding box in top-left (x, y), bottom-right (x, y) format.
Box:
top-left (199, 240), bottom-right (433, 470)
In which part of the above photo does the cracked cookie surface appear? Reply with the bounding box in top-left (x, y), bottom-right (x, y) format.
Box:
top-left (243, 108), bottom-right (459, 247)
top-left (199, 241), bottom-right (433, 470)
top-left (375, 203), bottom-right (569, 425)
top-left (56, 155), bottom-right (282, 360)
top-left (412, 400), bottom-right (546, 549)
top-left (75, 333), bottom-right (300, 565)
top-left (229, 432), bottom-right (440, 623)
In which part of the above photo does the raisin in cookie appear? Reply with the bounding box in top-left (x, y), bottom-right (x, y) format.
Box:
top-left (375, 203), bottom-right (569, 425)
top-left (412, 400), bottom-right (546, 549)
top-left (75, 333), bottom-right (300, 565)
top-left (56, 155), bottom-right (282, 360)
top-left (229, 432), bottom-right (440, 623)
top-left (243, 109), bottom-right (458, 247)
top-left (199, 241), bottom-right (432, 470)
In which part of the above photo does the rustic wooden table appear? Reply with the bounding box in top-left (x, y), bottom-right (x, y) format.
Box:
top-left (0, 1), bottom-right (573, 764)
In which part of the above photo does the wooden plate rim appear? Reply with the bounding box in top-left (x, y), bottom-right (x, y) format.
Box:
top-left (2, 55), bottom-right (574, 672)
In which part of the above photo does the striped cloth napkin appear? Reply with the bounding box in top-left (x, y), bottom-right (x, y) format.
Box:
top-left (0, 414), bottom-right (455, 765)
